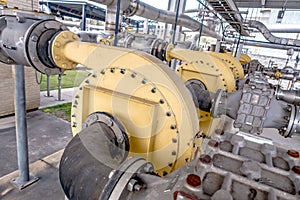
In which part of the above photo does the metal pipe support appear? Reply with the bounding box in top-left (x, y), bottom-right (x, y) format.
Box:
top-left (13, 65), bottom-right (29, 183)
top-left (11, 65), bottom-right (38, 189)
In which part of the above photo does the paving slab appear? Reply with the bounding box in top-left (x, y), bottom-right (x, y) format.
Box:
top-left (0, 150), bottom-right (65, 200)
top-left (0, 111), bottom-right (72, 177)
top-left (39, 88), bottom-right (77, 109)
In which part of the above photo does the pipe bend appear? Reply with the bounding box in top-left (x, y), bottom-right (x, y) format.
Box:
top-left (248, 20), bottom-right (300, 47)
top-left (60, 121), bottom-right (129, 200)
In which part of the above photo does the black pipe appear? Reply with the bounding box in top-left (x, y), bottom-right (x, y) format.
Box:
top-left (185, 80), bottom-right (211, 112)
top-left (172, 0), bottom-right (181, 44)
top-left (234, 24), bottom-right (242, 57)
top-left (113, 0), bottom-right (121, 46)
top-left (60, 122), bottom-right (129, 199)
top-left (81, 4), bottom-right (86, 31)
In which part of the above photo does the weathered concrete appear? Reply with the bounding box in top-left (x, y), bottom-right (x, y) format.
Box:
top-left (39, 88), bottom-right (77, 109)
top-left (0, 150), bottom-right (65, 200)
top-left (0, 111), bottom-right (72, 177)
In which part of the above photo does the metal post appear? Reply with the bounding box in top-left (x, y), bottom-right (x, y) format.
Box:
top-left (215, 40), bottom-right (221, 52)
top-left (234, 25), bottom-right (242, 58)
top-left (11, 65), bottom-right (38, 189)
top-left (198, 13), bottom-right (205, 47)
top-left (136, 22), bottom-right (139, 33)
top-left (44, 74), bottom-right (52, 97)
top-left (81, 4), bottom-right (87, 31)
top-left (236, 43), bottom-right (244, 60)
top-left (56, 73), bottom-right (64, 101)
top-left (144, 19), bottom-right (149, 34)
top-left (113, 0), bottom-right (121, 46)
top-left (172, 0), bottom-right (181, 44)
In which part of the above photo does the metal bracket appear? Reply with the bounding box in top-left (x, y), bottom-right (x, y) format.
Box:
top-left (11, 175), bottom-right (39, 190)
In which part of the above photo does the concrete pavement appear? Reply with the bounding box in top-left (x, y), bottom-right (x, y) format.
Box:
top-left (0, 150), bottom-right (66, 200)
top-left (1, 87), bottom-right (300, 199)
top-left (0, 88), bottom-right (75, 200)
top-left (39, 88), bottom-right (77, 109)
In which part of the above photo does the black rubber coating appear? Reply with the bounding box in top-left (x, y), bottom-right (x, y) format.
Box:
top-left (186, 81), bottom-right (212, 112)
top-left (59, 123), bottom-right (128, 200)
top-left (37, 29), bottom-right (59, 68)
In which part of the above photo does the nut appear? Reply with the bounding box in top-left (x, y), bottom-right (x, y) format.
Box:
top-left (186, 174), bottom-right (201, 187)
top-left (287, 149), bottom-right (299, 158)
top-left (199, 154), bottom-right (211, 164)
top-left (208, 140), bottom-right (219, 148)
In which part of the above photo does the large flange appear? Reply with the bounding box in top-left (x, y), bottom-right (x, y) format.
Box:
top-left (280, 105), bottom-right (297, 138)
top-left (165, 44), bottom-right (175, 62)
top-left (100, 157), bottom-right (152, 200)
top-left (50, 30), bottom-right (80, 70)
top-left (24, 19), bottom-right (66, 75)
top-left (150, 38), bottom-right (168, 61)
top-left (82, 112), bottom-right (130, 161)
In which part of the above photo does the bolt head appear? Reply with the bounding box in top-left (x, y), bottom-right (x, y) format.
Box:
top-left (287, 149), bottom-right (299, 158)
top-left (44, 23), bottom-right (49, 29)
top-left (215, 129), bottom-right (224, 135)
top-left (208, 140), bottom-right (219, 148)
top-left (292, 166), bottom-right (300, 175)
top-left (62, 63), bottom-right (67, 68)
top-left (55, 42), bottom-right (61, 47)
top-left (143, 163), bottom-right (154, 173)
top-left (33, 57), bottom-right (39, 62)
top-left (31, 35), bottom-right (38, 42)
top-left (199, 154), bottom-right (211, 164)
top-left (186, 174), bottom-right (201, 187)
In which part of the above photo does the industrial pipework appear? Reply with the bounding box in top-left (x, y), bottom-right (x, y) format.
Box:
top-left (90, 0), bottom-right (221, 38)
top-left (2, 8), bottom-right (300, 200)
top-left (119, 32), bottom-right (245, 135)
top-left (209, 72), bottom-right (300, 138)
top-left (248, 20), bottom-right (300, 47)
top-left (0, 8), bottom-right (201, 174)
top-left (276, 88), bottom-right (300, 105)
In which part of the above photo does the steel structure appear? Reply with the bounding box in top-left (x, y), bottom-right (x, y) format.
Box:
top-left (39, 0), bottom-right (106, 21)
top-left (206, 0), bottom-right (249, 36)
top-left (235, 0), bottom-right (300, 9)
top-left (2, 0), bottom-right (300, 198)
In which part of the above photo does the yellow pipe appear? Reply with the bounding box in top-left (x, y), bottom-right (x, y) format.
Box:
top-left (166, 47), bottom-right (236, 92)
top-left (51, 31), bottom-right (201, 176)
top-left (165, 46), bottom-right (236, 136)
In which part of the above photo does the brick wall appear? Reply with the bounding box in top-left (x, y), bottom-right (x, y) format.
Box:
top-left (0, 64), bottom-right (40, 116)
top-left (0, 0), bottom-right (40, 116)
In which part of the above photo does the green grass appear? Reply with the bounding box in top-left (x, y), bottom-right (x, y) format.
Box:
top-left (41, 103), bottom-right (72, 122)
top-left (40, 70), bottom-right (90, 91)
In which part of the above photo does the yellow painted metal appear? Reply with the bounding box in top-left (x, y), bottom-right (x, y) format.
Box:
top-left (51, 31), bottom-right (80, 70)
top-left (274, 70), bottom-right (283, 79)
top-left (98, 35), bottom-right (114, 45)
top-left (166, 47), bottom-right (236, 136)
top-left (0, 0), bottom-right (7, 4)
top-left (240, 53), bottom-right (251, 65)
top-left (51, 31), bottom-right (200, 176)
top-left (206, 51), bottom-right (244, 79)
top-left (167, 48), bottom-right (236, 93)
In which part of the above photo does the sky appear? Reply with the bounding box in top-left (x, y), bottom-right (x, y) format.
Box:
top-left (141, 0), bottom-right (199, 11)
top-left (131, 0), bottom-right (200, 21)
